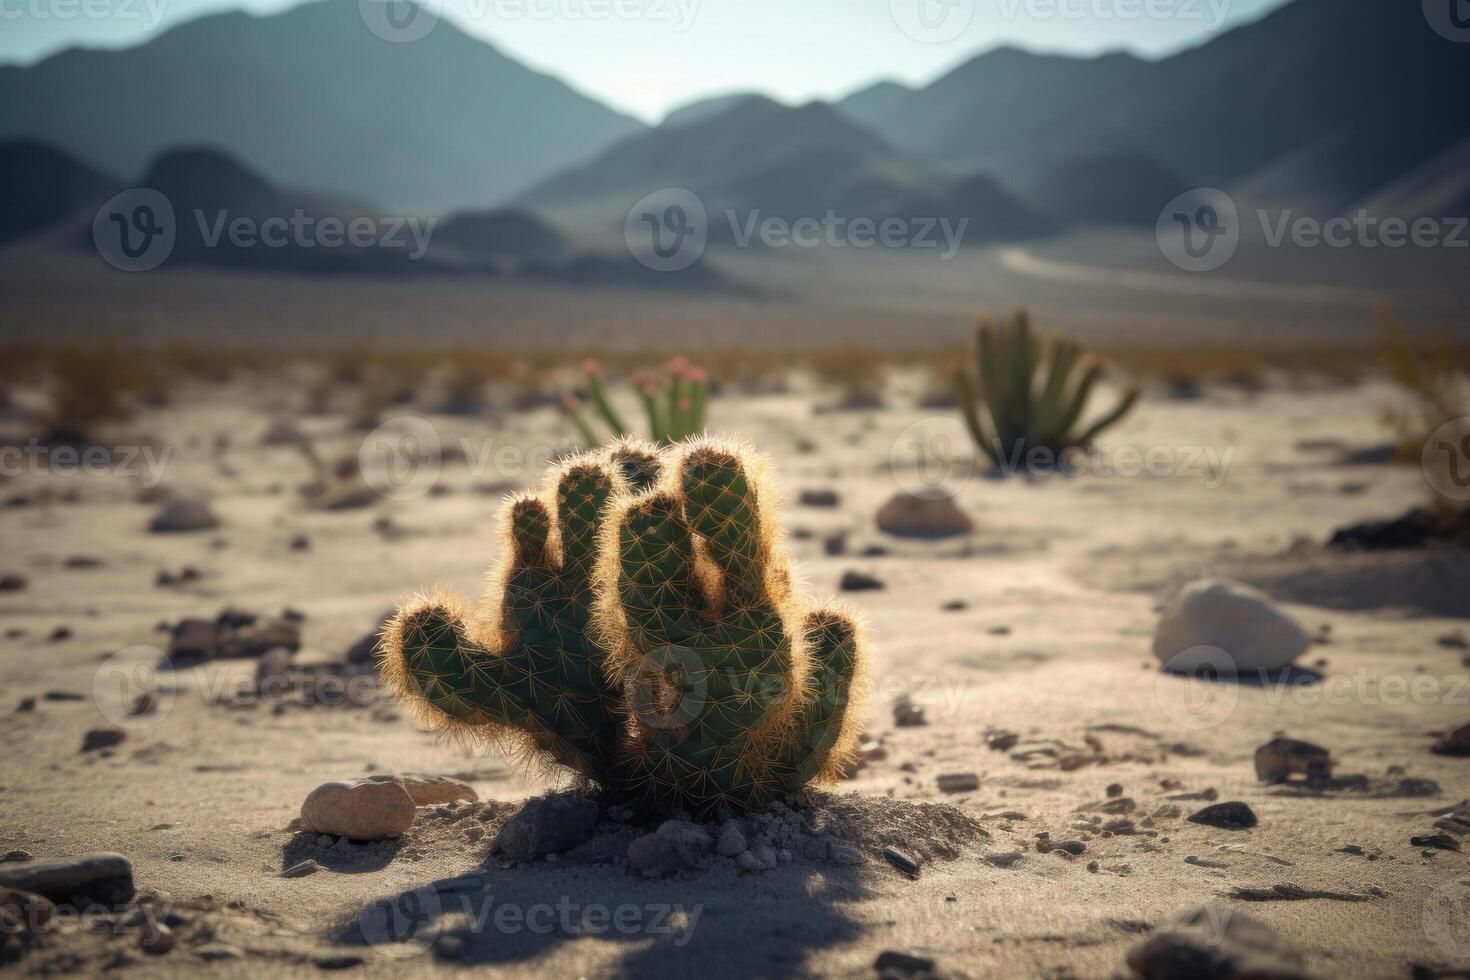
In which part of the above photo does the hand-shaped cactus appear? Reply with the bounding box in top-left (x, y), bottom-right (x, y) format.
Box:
top-left (380, 437), bottom-right (867, 816)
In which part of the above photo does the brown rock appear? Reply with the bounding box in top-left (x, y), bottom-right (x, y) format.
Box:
top-left (875, 493), bottom-right (973, 540)
top-left (1254, 736), bottom-right (1332, 783)
top-left (1431, 722), bottom-right (1470, 757)
top-left (377, 773), bottom-right (478, 807)
top-left (300, 779), bottom-right (415, 839)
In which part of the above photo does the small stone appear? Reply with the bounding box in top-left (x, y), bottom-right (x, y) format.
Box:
top-left (840, 570), bottom-right (885, 592)
top-left (300, 779), bottom-right (415, 840)
top-left (937, 772), bottom-right (979, 794)
top-left (1254, 737), bottom-right (1332, 783)
top-left (940, 600), bottom-right (967, 612)
top-left (873, 949), bottom-right (935, 978)
top-left (195, 944), bottom-right (244, 961)
top-left (893, 697), bottom-right (926, 727)
top-left (986, 730), bottom-right (1019, 751)
top-left (15, 697), bottom-right (35, 712)
top-left (1188, 801), bottom-right (1258, 831)
top-left (983, 850), bottom-right (1024, 868)
top-left (1411, 834), bottom-right (1460, 852)
top-left (81, 728), bottom-right (126, 753)
top-left (0, 574), bottom-right (26, 591)
top-left (1106, 783), bottom-right (1124, 798)
top-left (799, 489), bottom-right (839, 508)
top-left (48, 626), bottom-right (72, 642)
top-left (1127, 904), bottom-right (1307, 980)
top-left (737, 844), bottom-right (778, 873)
top-left (875, 493), bottom-right (974, 539)
top-left (493, 793), bottom-right (598, 861)
top-left (139, 919), bottom-right (174, 954)
top-left (1431, 722), bottom-right (1470, 757)
top-left (315, 954), bottom-right (366, 970)
top-left (882, 846), bottom-right (921, 878)
top-left (2, 851), bottom-right (32, 863)
top-left (717, 820), bottom-right (747, 857)
top-left (149, 497), bottom-right (220, 533)
top-left (281, 859), bottom-right (321, 878)
top-left (0, 853), bottom-right (134, 905)
top-left (260, 419), bottom-right (304, 446)
top-left (1436, 632), bottom-right (1468, 650)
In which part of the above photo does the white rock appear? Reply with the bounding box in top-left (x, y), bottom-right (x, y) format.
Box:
top-left (1153, 579), bottom-right (1307, 674)
top-left (300, 778), bottom-right (415, 839)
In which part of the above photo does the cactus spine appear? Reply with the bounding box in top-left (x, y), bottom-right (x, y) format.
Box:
top-left (380, 437), bottom-right (867, 816)
top-left (563, 357), bottom-right (709, 447)
top-left (955, 309), bottom-right (1140, 468)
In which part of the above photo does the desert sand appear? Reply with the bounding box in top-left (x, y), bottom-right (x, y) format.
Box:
top-left (1, 368), bottom-right (1468, 978)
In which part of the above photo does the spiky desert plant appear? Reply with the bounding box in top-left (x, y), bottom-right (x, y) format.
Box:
top-left (955, 309), bottom-right (1140, 468)
top-left (380, 437), bottom-right (867, 816)
top-left (563, 357), bottom-right (708, 447)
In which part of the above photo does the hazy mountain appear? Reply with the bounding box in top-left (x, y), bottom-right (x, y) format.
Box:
top-left (526, 97), bottom-right (895, 210)
top-left (1358, 139), bottom-right (1470, 221)
top-left (0, 0), bottom-right (643, 213)
top-left (1025, 153), bottom-right (1191, 227)
top-left (0, 142), bottom-right (117, 245)
top-left (661, 93), bottom-right (766, 128)
top-left (837, 0), bottom-right (1468, 216)
top-left (434, 207), bottom-right (567, 259)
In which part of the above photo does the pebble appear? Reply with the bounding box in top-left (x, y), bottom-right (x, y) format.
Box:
top-left (0, 852), bottom-right (134, 904)
top-left (0, 574), bottom-right (26, 591)
top-left (493, 793), bottom-right (599, 861)
top-left (936, 772), bottom-right (979, 794)
top-left (300, 778), bottom-right (416, 839)
top-left (1431, 722), bottom-right (1470, 757)
top-left (881, 846), bottom-right (921, 878)
top-left (1127, 905), bottom-right (1307, 979)
top-left (798, 489), bottom-right (839, 508)
top-left (195, 944), bottom-right (244, 961)
top-left (280, 859), bottom-right (321, 878)
top-left (1, 851), bottom-right (32, 863)
top-left (874, 949), bottom-right (936, 978)
top-left (1187, 801), bottom-right (1258, 831)
top-left (892, 698), bottom-right (926, 727)
top-left (149, 497), bottom-right (220, 533)
top-left (717, 820), bottom-right (747, 857)
top-left (840, 570), bottom-right (885, 592)
top-left (737, 844), bottom-right (778, 873)
top-left (1254, 737), bottom-right (1332, 783)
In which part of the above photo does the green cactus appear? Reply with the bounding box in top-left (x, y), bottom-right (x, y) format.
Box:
top-left (563, 357), bottom-right (709, 447)
top-left (954, 309), bottom-right (1140, 470)
top-left (380, 437), bottom-right (867, 816)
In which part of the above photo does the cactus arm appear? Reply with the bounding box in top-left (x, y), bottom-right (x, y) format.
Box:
top-left (1007, 312), bottom-right (1039, 448)
top-left (1053, 362), bottom-right (1104, 447)
top-left (1031, 337), bottom-right (1081, 451)
top-left (680, 446), bottom-right (769, 605)
top-left (617, 493), bottom-right (702, 648)
top-left (781, 609), bottom-right (861, 787)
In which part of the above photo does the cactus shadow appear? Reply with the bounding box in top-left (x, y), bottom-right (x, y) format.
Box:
top-left (336, 861), bottom-right (873, 978)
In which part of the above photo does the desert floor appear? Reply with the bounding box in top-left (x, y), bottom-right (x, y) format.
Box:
top-left (1, 369), bottom-right (1468, 978)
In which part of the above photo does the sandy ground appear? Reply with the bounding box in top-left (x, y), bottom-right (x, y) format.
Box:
top-left (1, 371), bottom-right (1468, 978)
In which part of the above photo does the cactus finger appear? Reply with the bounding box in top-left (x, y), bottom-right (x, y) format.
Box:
top-left (681, 444), bottom-right (770, 606)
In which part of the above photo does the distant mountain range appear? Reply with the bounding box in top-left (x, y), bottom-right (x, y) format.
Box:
top-left (0, 0), bottom-right (642, 213)
top-left (836, 0), bottom-right (1467, 218)
top-left (1, 0), bottom-right (1462, 258)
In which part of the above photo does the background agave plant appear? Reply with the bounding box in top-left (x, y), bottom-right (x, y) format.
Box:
top-left (954, 309), bottom-right (1140, 469)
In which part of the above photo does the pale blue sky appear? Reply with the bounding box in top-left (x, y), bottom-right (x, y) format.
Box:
top-left (2, 0), bottom-right (1291, 120)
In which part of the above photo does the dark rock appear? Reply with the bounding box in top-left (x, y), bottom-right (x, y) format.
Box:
top-left (876, 493), bottom-right (973, 539)
top-left (47, 626), bottom-right (72, 642)
top-left (799, 489), bottom-right (840, 508)
top-left (1432, 723), bottom-right (1470, 757)
top-left (149, 497), bottom-right (220, 533)
top-left (940, 600), bottom-right (967, 612)
top-left (43, 691), bottom-right (83, 702)
top-left (892, 697), bottom-right (926, 727)
top-left (0, 853), bottom-right (134, 905)
top-left (1411, 834), bottom-right (1460, 852)
top-left (881, 846), bottom-right (921, 878)
top-left (63, 555), bottom-right (103, 569)
top-left (289, 533), bottom-right (311, 552)
top-left (874, 949), bottom-right (936, 978)
top-left (16, 698), bottom-right (35, 712)
top-left (1254, 737), bottom-right (1332, 784)
top-left (345, 612), bottom-right (395, 665)
top-left (493, 793), bottom-right (598, 862)
top-left (823, 531), bottom-right (848, 557)
top-left (840, 570), bottom-right (885, 592)
top-left (0, 574), bottom-right (26, 591)
top-left (1188, 801), bottom-right (1258, 830)
top-left (81, 728), bottom-right (126, 752)
top-left (1127, 905), bottom-right (1307, 980)
top-left (1328, 506), bottom-right (1466, 551)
